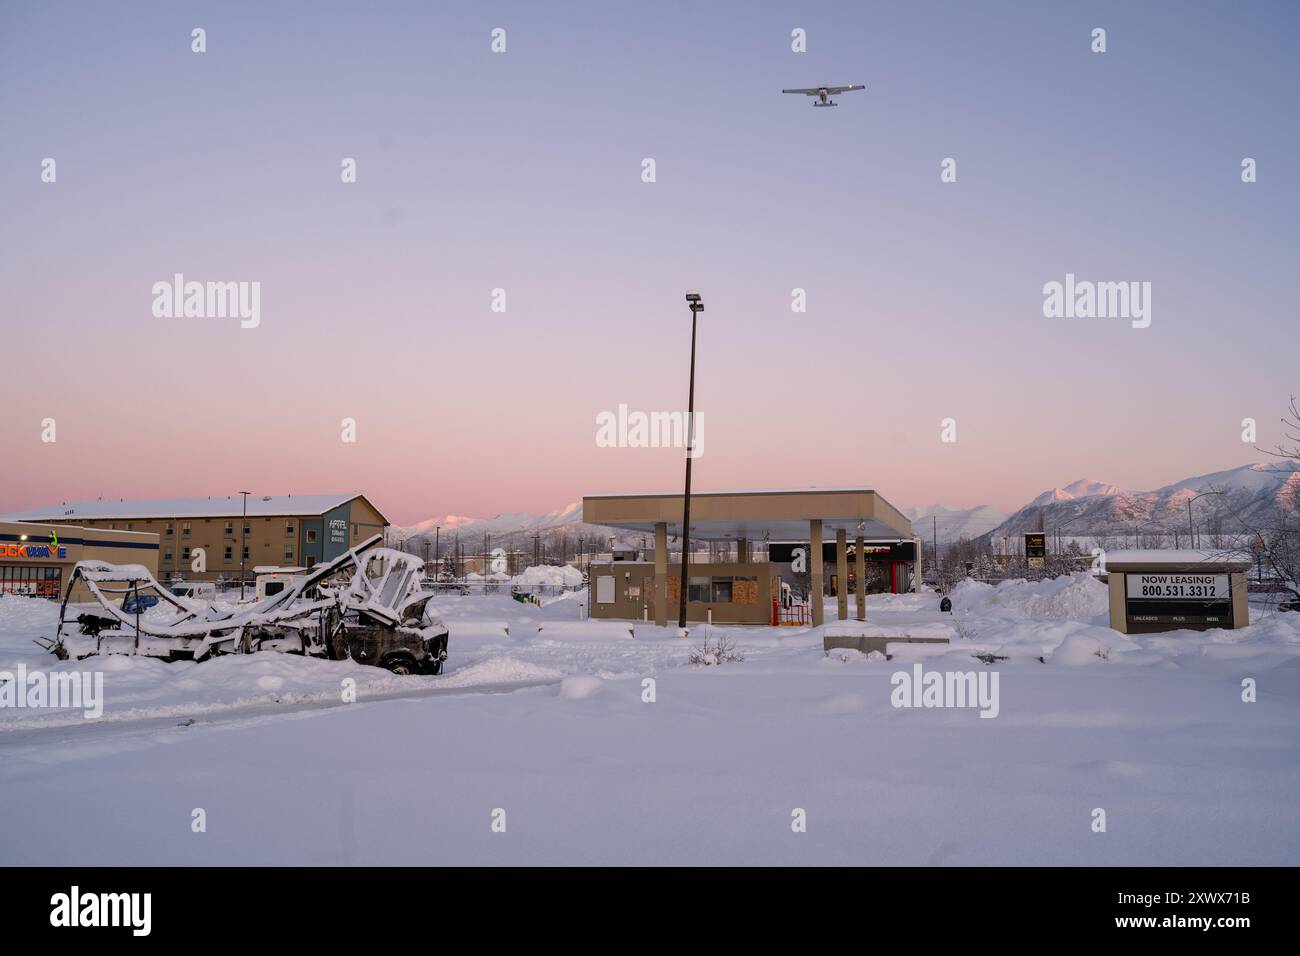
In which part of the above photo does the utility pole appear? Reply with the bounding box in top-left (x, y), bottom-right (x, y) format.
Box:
top-left (677, 291), bottom-right (703, 629)
top-left (932, 516), bottom-right (938, 573)
top-left (238, 491), bottom-right (250, 600)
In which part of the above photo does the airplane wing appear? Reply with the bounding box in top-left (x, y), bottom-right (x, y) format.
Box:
top-left (824, 84), bottom-right (865, 94)
top-left (781, 88), bottom-right (823, 95)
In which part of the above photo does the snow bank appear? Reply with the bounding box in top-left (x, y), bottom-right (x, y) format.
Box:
top-left (512, 565), bottom-right (583, 588)
top-left (824, 621), bottom-right (957, 641)
top-left (950, 574), bottom-right (1109, 622)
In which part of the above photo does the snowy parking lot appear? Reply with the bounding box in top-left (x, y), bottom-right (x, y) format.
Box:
top-left (2, 576), bottom-right (1299, 865)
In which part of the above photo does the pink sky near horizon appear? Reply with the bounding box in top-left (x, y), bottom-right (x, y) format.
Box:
top-left (1, 2), bottom-right (1296, 526)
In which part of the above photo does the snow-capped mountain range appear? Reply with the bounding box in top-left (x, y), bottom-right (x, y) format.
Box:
top-left (391, 461), bottom-right (1300, 551)
top-left (905, 504), bottom-right (1010, 545)
top-left (984, 461), bottom-right (1300, 542)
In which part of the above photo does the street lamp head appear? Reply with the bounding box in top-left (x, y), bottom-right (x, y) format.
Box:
top-left (685, 291), bottom-right (702, 311)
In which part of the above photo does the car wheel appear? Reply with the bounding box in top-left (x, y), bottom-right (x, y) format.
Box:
top-left (383, 654), bottom-right (418, 675)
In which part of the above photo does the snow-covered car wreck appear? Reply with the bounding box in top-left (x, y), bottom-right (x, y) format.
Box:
top-left (40, 535), bottom-right (449, 675)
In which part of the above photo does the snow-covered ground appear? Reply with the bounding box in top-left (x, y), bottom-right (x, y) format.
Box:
top-left (2, 575), bottom-right (1299, 865)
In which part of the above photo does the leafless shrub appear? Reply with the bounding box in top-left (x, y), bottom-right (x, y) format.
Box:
top-left (688, 632), bottom-right (745, 665)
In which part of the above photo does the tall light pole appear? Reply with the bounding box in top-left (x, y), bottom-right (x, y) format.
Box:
top-left (677, 291), bottom-right (703, 629)
top-left (1187, 490), bottom-right (1224, 548)
top-left (434, 525), bottom-right (441, 578)
top-left (238, 491), bottom-right (250, 600)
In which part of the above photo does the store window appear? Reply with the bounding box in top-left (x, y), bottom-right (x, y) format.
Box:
top-left (0, 565), bottom-right (62, 599)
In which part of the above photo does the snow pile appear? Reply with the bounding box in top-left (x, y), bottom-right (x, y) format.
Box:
top-left (557, 675), bottom-right (605, 699)
top-left (438, 657), bottom-right (563, 688)
top-left (512, 565), bottom-right (583, 588)
top-left (1052, 632), bottom-right (1124, 665)
top-left (949, 574), bottom-right (1109, 622)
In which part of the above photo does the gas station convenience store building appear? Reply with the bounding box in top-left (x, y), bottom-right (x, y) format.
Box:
top-left (582, 488), bottom-right (919, 627)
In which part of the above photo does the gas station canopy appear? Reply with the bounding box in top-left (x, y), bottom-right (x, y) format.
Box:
top-left (582, 488), bottom-right (914, 542)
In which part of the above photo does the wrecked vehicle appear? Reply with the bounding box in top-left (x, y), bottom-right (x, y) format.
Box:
top-left (40, 535), bottom-right (449, 675)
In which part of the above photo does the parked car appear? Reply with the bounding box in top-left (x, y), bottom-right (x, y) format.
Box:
top-left (121, 593), bottom-right (160, 615)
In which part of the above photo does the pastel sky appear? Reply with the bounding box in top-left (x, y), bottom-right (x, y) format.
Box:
top-left (2, 1), bottom-right (1297, 526)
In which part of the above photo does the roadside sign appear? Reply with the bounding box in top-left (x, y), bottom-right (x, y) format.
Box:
top-left (1025, 533), bottom-right (1046, 559)
top-left (1122, 572), bottom-right (1233, 632)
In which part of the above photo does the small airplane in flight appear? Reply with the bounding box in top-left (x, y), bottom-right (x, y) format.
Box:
top-left (781, 84), bottom-right (865, 108)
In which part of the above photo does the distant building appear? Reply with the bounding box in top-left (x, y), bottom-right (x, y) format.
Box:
top-left (2, 493), bottom-right (388, 584)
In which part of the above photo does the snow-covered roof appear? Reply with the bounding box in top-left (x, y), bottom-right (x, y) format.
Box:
top-left (1104, 549), bottom-right (1251, 569)
top-left (2, 494), bottom-right (380, 523)
top-left (584, 487), bottom-right (876, 499)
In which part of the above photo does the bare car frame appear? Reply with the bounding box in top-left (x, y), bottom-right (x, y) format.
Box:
top-left (40, 535), bottom-right (449, 675)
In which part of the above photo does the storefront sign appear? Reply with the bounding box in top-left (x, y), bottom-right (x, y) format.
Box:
top-left (0, 543), bottom-right (67, 560)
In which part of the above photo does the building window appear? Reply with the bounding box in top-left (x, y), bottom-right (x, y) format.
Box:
top-left (307, 530), bottom-right (317, 544)
top-left (182, 522), bottom-right (192, 537)
top-left (165, 524), bottom-right (173, 536)
top-left (182, 546), bottom-right (191, 560)
top-left (244, 523), bottom-right (251, 535)
top-left (224, 521), bottom-right (234, 536)
top-left (164, 549), bottom-right (174, 562)
top-left (285, 521), bottom-right (294, 535)
top-left (284, 545), bottom-right (294, 561)
top-left (242, 546), bottom-right (250, 561)
top-left (224, 546), bottom-right (233, 561)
